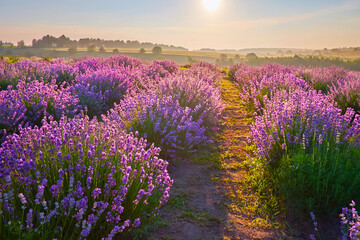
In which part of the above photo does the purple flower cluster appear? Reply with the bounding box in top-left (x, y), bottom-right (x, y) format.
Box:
top-left (0, 80), bottom-right (79, 141)
top-left (155, 69), bottom-right (225, 131)
top-left (0, 58), bottom-right (77, 89)
top-left (105, 93), bottom-right (209, 156)
top-left (296, 66), bottom-right (349, 93)
top-left (0, 55), bottom-right (226, 238)
top-left (231, 63), bottom-right (295, 83)
top-left (328, 75), bottom-right (360, 115)
top-left (1, 55), bottom-right (224, 150)
top-left (251, 88), bottom-right (359, 160)
top-left (230, 63), bottom-right (360, 161)
top-left (144, 60), bottom-right (179, 81)
top-left (187, 62), bottom-right (222, 85)
top-left (0, 115), bottom-right (172, 239)
top-left (340, 201), bottom-right (360, 240)
top-left (71, 67), bottom-right (135, 117)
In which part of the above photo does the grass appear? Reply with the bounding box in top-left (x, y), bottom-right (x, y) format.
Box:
top-left (165, 191), bottom-right (189, 210)
top-left (128, 216), bottom-right (171, 240)
top-left (179, 209), bottom-right (223, 226)
top-left (275, 141), bottom-right (360, 218)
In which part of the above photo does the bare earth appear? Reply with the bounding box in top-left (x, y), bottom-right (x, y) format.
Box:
top-left (147, 77), bottom-right (284, 240)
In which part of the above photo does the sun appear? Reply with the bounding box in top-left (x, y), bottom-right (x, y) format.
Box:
top-left (203, 0), bottom-right (221, 12)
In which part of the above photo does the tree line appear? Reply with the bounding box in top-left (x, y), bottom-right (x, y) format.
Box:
top-left (31, 34), bottom-right (188, 51)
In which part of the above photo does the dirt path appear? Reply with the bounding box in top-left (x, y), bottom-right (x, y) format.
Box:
top-left (146, 77), bottom-right (283, 240)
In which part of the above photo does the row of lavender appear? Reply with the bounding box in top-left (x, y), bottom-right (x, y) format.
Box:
top-left (0, 56), bottom-right (224, 239)
top-left (230, 64), bottom-right (360, 239)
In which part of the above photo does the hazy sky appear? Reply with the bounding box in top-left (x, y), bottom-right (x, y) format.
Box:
top-left (1, 0), bottom-right (360, 50)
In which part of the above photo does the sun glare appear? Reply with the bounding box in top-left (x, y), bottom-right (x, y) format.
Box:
top-left (203, 0), bottom-right (221, 12)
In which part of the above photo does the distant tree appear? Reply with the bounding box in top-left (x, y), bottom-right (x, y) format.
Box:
top-left (17, 40), bottom-right (25, 48)
top-left (32, 39), bottom-right (38, 48)
top-left (220, 54), bottom-right (227, 61)
top-left (57, 34), bottom-right (71, 47)
top-left (139, 48), bottom-right (145, 54)
top-left (152, 46), bottom-right (162, 55)
top-left (3, 42), bottom-right (14, 47)
top-left (99, 46), bottom-right (106, 53)
top-left (245, 52), bottom-right (258, 60)
top-left (112, 48), bottom-right (119, 53)
top-left (234, 54), bottom-right (241, 62)
top-left (68, 46), bottom-right (77, 54)
top-left (0, 41), bottom-right (3, 48)
top-left (87, 44), bottom-right (96, 52)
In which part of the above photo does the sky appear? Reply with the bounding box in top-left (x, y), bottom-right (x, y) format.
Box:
top-left (0, 0), bottom-right (360, 50)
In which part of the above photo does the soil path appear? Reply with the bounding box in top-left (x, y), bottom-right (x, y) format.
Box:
top-left (147, 77), bottom-right (282, 240)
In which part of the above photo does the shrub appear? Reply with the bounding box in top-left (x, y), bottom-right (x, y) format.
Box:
top-left (0, 89), bottom-right (27, 142)
top-left (238, 73), bottom-right (308, 113)
top-left (87, 44), bottom-right (96, 52)
top-left (68, 47), bottom-right (77, 54)
top-left (245, 52), bottom-right (258, 61)
top-left (144, 60), bottom-right (179, 81)
top-left (296, 66), bottom-right (349, 93)
top-left (0, 116), bottom-right (172, 239)
top-left (156, 71), bottom-right (225, 132)
top-left (328, 77), bottom-right (360, 116)
top-left (70, 83), bottom-right (106, 118)
top-left (0, 80), bottom-right (79, 141)
top-left (72, 68), bottom-right (133, 115)
top-left (0, 59), bottom-right (77, 87)
top-left (251, 88), bottom-right (358, 163)
top-left (105, 94), bottom-right (209, 157)
top-left (139, 48), bottom-right (145, 54)
top-left (228, 63), bottom-right (244, 81)
top-left (98, 46), bottom-right (106, 53)
top-left (187, 62), bottom-right (222, 85)
top-left (152, 46), bottom-right (162, 55)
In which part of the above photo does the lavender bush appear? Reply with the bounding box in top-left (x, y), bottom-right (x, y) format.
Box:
top-left (71, 68), bottom-right (133, 117)
top-left (250, 88), bottom-right (359, 162)
top-left (156, 71), bottom-right (225, 132)
top-left (144, 60), bottom-right (179, 80)
top-left (229, 63), bottom-right (360, 232)
top-left (0, 58), bottom-right (77, 89)
top-left (187, 62), bottom-right (222, 85)
top-left (296, 66), bottom-right (349, 93)
top-left (105, 93), bottom-right (209, 157)
top-left (0, 80), bottom-right (79, 142)
top-left (0, 115), bottom-right (172, 239)
top-left (329, 77), bottom-right (360, 116)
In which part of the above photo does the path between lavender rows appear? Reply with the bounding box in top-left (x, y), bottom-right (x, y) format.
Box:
top-left (146, 76), bottom-right (284, 240)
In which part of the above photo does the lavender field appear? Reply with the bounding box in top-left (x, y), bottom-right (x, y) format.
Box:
top-left (0, 55), bottom-right (360, 239)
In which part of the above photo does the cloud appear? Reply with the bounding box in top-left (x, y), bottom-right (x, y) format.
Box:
top-left (343, 16), bottom-right (360, 23)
